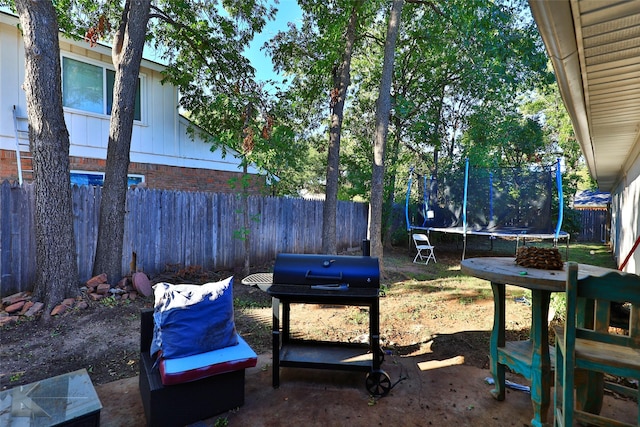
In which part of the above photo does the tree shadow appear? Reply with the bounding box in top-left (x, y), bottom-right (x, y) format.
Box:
top-left (391, 328), bottom-right (530, 371)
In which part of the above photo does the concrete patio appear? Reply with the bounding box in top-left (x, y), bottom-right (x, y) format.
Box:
top-left (95, 352), bottom-right (637, 427)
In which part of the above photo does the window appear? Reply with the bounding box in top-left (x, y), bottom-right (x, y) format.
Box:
top-left (70, 171), bottom-right (144, 187)
top-left (70, 171), bottom-right (105, 187)
top-left (127, 175), bottom-right (144, 187)
top-left (62, 57), bottom-right (142, 121)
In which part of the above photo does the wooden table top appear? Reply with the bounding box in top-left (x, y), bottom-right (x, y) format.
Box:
top-left (460, 257), bottom-right (620, 292)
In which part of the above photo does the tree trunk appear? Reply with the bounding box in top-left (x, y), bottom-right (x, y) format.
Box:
top-left (15, 0), bottom-right (79, 317)
top-left (321, 2), bottom-right (360, 255)
top-left (242, 163), bottom-right (251, 277)
top-left (370, 0), bottom-right (404, 263)
top-left (430, 83), bottom-right (446, 208)
top-left (382, 115), bottom-right (403, 249)
top-left (240, 101), bottom-right (254, 278)
top-left (93, 0), bottom-right (151, 283)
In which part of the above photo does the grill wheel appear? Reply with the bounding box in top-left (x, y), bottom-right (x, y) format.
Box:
top-left (366, 370), bottom-right (391, 397)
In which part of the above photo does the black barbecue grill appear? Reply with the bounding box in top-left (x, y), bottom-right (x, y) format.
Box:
top-left (271, 253), bottom-right (380, 296)
top-left (262, 253), bottom-right (390, 397)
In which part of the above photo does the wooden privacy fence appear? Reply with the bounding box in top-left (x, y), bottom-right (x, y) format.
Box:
top-left (577, 208), bottom-right (609, 242)
top-left (1, 181), bottom-right (368, 296)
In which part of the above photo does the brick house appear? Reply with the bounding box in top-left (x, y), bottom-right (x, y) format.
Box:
top-left (0, 11), bottom-right (267, 194)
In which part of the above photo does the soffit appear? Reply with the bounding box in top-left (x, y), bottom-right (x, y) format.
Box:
top-left (530, 0), bottom-right (640, 191)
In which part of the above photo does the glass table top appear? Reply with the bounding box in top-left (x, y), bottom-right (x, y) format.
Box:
top-left (0, 368), bottom-right (102, 426)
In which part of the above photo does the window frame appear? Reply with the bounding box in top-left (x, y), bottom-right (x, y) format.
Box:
top-left (70, 170), bottom-right (145, 187)
top-left (61, 54), bottom-right (145, 123)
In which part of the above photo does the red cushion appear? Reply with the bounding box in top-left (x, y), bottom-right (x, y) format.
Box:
top-left (158, 335), bottom-right (257, 386)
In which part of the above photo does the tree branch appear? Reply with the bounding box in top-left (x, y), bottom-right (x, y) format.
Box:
top-left (361, 32), bottom-right (385, 47)
top-left (148, 4), bottom-right (229, 87)
top-left (112, 0), bottom-right (130, 63)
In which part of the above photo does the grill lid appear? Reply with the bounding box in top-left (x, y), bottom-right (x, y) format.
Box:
top-left (273, 253), bottom-right (380, 289)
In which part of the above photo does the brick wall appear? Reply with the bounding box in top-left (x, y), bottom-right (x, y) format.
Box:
top-left (0, 149), bottom-right (33, 183)
top-left (0, 150), bottom-right (268, 194)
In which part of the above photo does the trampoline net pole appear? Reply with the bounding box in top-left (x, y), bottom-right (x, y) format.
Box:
top-left (405, 167), bottom-right (413, 232)
top-left (554, 158), bottom-right (564, 243)
top-left (462, 158), bottom-right (469, 260)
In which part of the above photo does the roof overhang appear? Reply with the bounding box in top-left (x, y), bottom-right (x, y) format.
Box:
top-left (528, 0), bottom-right (640, 191)
top-left (0, 10), bottom-right (166, 73)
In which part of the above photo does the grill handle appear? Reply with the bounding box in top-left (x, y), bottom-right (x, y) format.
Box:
top-left (305, 270), bottom-right (343, 281)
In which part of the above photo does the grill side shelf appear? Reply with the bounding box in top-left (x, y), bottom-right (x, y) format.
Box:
top-left (280, 341), bottom-right (374, 372)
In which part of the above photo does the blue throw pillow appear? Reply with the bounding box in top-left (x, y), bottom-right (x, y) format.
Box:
top-left (150, 276), bottom-right (238, 359)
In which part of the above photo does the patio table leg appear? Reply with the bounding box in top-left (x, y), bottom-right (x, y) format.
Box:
top-left (490, 282), bottom-right (506, 401)
top-left (529, 289), bottom-right (551, 427)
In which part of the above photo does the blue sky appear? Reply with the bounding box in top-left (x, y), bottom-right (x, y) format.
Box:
top-left (245, 1), bottom-right (302, 85)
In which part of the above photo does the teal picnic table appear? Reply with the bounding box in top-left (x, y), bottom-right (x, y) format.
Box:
top-left (460, 256), bottom-right (618, 427)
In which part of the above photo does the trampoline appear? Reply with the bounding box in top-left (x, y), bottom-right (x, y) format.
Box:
top-left (405, 158), bottom-right (570, 258)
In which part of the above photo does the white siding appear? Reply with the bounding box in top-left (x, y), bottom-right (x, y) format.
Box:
top-left (0, 13), bottom-right (257, 175)
top-left (0, 15), bottom-right (26, 146)
top-left (611, 155), bottom-right (640, 274)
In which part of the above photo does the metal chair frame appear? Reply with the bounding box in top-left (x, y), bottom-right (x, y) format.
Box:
top-left (412, 233), bottom-right (436, 265)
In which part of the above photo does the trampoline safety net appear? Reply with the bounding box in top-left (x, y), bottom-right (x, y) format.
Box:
top-left (407, 160), bottom-right (561, 236)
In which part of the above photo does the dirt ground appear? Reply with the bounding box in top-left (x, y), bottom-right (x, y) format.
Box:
top-left (1, 244), bottom-right (527, 390)
top-left (1, 242), bottom-right (636, 425)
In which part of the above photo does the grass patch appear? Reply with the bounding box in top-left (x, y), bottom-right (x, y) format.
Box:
top-left (457, 288), bottom-right (493, 304)
top-left (100, 296), bottom-right (118, 308)
top-left (564, 243), bottom-right (617, 267)
top-left (348, 308), bottom-right (369, 325)
top-left (387, 241), bottom-right (617, 324)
